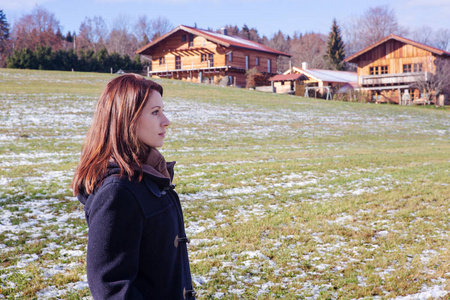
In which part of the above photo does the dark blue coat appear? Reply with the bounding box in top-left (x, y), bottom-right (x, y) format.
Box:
top-left (78, 163), bottom-right (196, 299)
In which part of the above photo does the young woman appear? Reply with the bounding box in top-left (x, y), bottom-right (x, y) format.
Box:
top-left (72, 74), bottom-right (196, 299)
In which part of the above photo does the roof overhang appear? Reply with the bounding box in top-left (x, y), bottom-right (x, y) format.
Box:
top-left (345, 34), bottom-right (450, 64)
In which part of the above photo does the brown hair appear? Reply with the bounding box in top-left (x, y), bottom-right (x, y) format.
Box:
top-left (72, 74), bottom-right (163, 195)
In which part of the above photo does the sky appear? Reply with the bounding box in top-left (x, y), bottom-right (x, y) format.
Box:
top-left (1, 0), bottom-right (450, 38)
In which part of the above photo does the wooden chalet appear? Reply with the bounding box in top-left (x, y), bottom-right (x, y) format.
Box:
top-left (345, 34), bottom-right (450, 104)
top-left (135, 25), bottom-right (291, 87)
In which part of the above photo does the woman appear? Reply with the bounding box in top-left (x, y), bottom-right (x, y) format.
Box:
top-left (72, 74), bottom-right (196, 299)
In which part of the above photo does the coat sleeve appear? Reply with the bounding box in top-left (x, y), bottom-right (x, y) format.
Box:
top-left (85, 182), bottom-right (145, 300)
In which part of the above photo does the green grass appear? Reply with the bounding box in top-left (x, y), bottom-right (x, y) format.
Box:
top-left (0, 69), bottom-right (449, 299)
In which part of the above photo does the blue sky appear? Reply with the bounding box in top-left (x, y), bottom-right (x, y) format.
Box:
top-left (1, 0), bottom-right (450, 37)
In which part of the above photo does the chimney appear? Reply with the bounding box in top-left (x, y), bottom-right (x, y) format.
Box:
top-left (302, 62), bottom-right (308, 70)
top-left (220, 27), bottom-right (228, 35)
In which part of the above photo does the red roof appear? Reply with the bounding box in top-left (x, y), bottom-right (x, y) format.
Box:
top-left (345, 34), bottom-right (450, 63)
top-left (136, 25), bottom-right (291, 57)
top-left (269, 74), bottom-right (304, 81)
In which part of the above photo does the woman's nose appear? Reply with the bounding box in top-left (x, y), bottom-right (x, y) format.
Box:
top-left (162, 114), bottom-right (170, 127)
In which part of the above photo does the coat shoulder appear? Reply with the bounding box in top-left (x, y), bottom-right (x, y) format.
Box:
top-left (92, 175), bottom-right (174, 219)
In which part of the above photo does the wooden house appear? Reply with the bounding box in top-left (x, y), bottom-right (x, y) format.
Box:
top-left (345, 34), bottom-right (450, 104)
top-left (136, 25), bottom-right (291, 87)
top-left (270, 62), bottom-right (357, 99)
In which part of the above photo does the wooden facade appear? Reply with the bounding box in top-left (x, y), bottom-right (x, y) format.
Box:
top-left (345, 34), bottom-right (450, 104)
top-left (136, 25), bottom-right (290, 87)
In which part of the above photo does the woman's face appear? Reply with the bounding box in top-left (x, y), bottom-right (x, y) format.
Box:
top-left (136, 91), bottom-right (170, 148)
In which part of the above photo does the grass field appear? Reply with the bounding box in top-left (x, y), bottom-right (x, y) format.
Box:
top-left (0, 69), bottom-right (449, 299)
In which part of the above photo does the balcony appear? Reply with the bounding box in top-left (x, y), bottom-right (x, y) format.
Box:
top-left (359, 72), bottom-right (430, 87)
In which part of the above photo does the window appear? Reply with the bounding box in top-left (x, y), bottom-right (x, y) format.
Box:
top-left (228, 52), bottom-right (233, 62)
top-left (159, 57), bottom-right (165, 65)
top-left (181, 35), bottom-right (187, 42)
top-left (403, 64), bottom-right (412, 73)
top-left (189, 34), bottom-right (194, 47)
top-left (370, 66), bottom-right (379, 75)
top-left (201, 54), bottom-right (207, 62)
top-left (255, 57), bottom-right (259, 66)
top-left (208, 53), bottom-right (214, 67)
top-left (268, 59), bottom-right (271, 73)
top-left (414, 63), bottom-right (423, 72)
top-left (245, 55), bottom-right (249, 70)
top-left (380, 66), bottom-right (388, 74)
top-left (175, 56), bottom-right (181, 69)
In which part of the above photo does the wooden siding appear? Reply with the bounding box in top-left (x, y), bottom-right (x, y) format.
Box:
top-left (147, 30), bottom-right (279, 74)
top-left (356, 40), bottom-right (436, 77)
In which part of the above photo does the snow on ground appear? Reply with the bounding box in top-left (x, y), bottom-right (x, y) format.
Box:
top-left (0, 91), bottom-right (448, 299)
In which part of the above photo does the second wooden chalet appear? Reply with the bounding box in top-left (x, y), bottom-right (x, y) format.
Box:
top-left (345, 34), bottom-right (450, 104)
top-left (135, 25), bottom-right (291, 87)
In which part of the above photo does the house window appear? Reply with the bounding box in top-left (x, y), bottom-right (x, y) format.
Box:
top-left (380, 66), bottom-right (388, 74)
top-left (208, 53), bottom-right (214, 67)
top-left (268, 59), bottom-right (271, 73)
top-left (201, 54), bottom-right (207, 62)
top-left (414, 63), bottom-right (423, 72)
top-left (189, 34), bottom-right (194, 47)
top-left (256, 57), bottom-right (260, 66)
top-left (181, 34), bottom-right (186, 42)
top-left (175, 56), bottom-right (181, 69)
top-left (370, 66), bottom-right (379, 75)
top-left (228, 52), bottom-right (233, 62)
top-left (403, 64), bottom-right (412, 73)
top-left (245, 55), bottom-right (249, 70)
top-left (159, 57), bottom-right (165, 65)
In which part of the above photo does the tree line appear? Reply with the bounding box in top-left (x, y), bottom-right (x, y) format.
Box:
top-left (0, 5), bottom-right (449, 73)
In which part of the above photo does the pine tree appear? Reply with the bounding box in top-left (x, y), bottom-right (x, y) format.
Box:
top-left (325, 19), bottom-right (346, 70)
top-left (0, 10), bottom-right (10, 47)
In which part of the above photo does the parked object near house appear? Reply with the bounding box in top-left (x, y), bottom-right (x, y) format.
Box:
top-left (270, 62), bottom-right (357, 99)
top-left (136, 25), bottom-right (290, 87)
top-left (345, 34), bottom-right (450, 105)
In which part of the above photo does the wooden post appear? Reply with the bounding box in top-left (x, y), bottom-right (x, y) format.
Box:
top-left (111, 68), bottom-right (113, 74)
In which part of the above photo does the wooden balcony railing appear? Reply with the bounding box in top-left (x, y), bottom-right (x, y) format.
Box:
top-left (359, 72), bottom-right (430, 86)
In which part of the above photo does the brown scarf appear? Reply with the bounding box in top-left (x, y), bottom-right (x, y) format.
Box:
top-left (143, 147), bottom-right (170, 179)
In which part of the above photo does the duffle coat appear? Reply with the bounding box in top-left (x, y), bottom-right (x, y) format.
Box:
top-left (77, 162), bottom-right (196, 300)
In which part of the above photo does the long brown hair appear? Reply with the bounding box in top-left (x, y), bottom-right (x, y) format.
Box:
top-left (72, 74), bottom-right (163, 195)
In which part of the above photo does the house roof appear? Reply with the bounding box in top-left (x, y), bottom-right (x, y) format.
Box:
top-left (285, 67), bottom-right (357, 83)
top-left (345, 34), bottom-right (450, 63)
top-left (136, 25), bottom-right (291, 57)
top-left (269, 73), bottom-right (305, 81)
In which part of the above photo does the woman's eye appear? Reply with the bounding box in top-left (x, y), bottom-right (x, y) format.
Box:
top-left (152, 110), bottom-right (159, 115)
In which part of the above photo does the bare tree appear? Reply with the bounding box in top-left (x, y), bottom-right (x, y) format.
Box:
top-left (289, 32), bottom-right (329, 69)
top-left (10, 5), bottom-right (62, 51)
top-left (77, 16), bottom-right (108, 52)
top-left (412, 58), bottom-right (450, 103)
top-left (342, 5), bottom-right (408, 55)
top-left (266, 30), bottom-right (290, 72)
top-left (150, 16), bottom-right (173, 41)
top-left (410, 27), bottom-right (450, 52)
top-left (106, 14), bottom-right (138, 57)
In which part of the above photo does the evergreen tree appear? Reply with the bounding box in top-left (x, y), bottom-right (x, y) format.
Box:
top-left (325, 19), bottom-right (346, 70)
top-left (65, 31), bottom-right (73, 43)
top-left (0, 10), bottom-right (9, 43)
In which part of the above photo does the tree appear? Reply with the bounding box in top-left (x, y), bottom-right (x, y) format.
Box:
top-left (342, 5), bottom-right (408, 55)
top-left (409, 27), bottom-right (450, 52)
top-left (0, 10), bottom-right (11, 67)
top-left (325, 19), bottom-right (346, 70)
top-left (412, 58), bottom-right (450, 103)
top-left (266, 30), bottom-right (291, 72)
top-left (150, 16), bottom-right (173, 41)
top-left (10, 5), bottom-right (63, 51)
top-left (77, 16), bottom-right (108, 52)
top-left (289, 32), bottom-right (329, 69)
